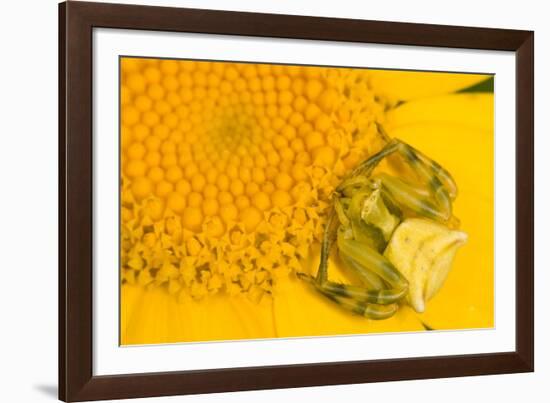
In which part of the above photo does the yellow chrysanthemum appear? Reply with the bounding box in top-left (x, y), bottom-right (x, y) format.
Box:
top-left (120, 57), bottom-right (493, 345)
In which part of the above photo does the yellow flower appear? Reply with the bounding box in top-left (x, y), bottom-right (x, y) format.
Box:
top-left (120, 58), bottom-right (493, 344)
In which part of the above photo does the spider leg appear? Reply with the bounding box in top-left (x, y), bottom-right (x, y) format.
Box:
top-left (340, 139), bottom-right (401, 184)
top-left (339, 252), bottom-right (385, 290)
top-left (315, 210), bottom-right (337, 285)
top-left (344, 138), bottom-right (457, 224)
top-left (376, 173), bottom-right (452, 223)
top-left (406, 143), bottom-right (458, 200)
top-left (376, 125), bottom-right (458, 199)
top-left (298, 230), bottom-right (409, 320)
top-left (320, 292), bottom-right (399, 320)
top-left (329, 297), bottom-right (398, 320)
top-left (297, 273), bottom-right (399, 320)
top-left (336, 232), bottom-right (408, 293)
top-left (315, 275), bottom-right (407, 305)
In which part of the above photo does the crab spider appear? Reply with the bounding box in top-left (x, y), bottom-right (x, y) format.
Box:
top-left (298, 130), bottom-right (462, 319)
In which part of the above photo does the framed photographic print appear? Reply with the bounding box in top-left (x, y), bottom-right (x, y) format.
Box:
top-left (59, 1), bottom-right (534, 401)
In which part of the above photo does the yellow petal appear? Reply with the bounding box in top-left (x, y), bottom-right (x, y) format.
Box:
top-left (383, 94), bottom-right (494, 330)
top-left (121, 284), bottom-right (276, 345)
top-left (122, 285), bottom-right (182, 345)
top-left (386, 93), bottom-right (494, 133)
top-left (120, 283), bottom-right (144, 338)
top-left (369, 70), bottom-right (491, 102)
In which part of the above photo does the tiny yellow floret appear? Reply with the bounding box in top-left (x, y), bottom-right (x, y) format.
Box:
top-left (182, 207), bottom-right (203, 231)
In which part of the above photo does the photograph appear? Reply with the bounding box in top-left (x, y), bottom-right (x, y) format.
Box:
top-left (119, 57), bottom-right (494, 345)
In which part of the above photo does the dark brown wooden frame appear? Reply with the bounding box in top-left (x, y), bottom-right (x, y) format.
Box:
top-left (59, 1), bottom-right (534, 401)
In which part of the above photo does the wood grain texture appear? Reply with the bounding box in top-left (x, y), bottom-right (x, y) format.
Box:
top-left (59, 1), bottom-right (534, 401)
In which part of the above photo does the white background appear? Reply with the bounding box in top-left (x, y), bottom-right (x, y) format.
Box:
top-left (94, 28), bottom-right (516, 375)
top-left (0, 0), bottom-right (545, 402)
